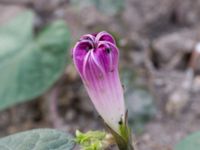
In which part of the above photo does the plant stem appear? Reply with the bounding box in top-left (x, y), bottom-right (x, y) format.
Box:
top-left (49, 86), bottom-right (63, 128)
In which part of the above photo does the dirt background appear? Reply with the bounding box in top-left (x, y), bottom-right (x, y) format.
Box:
top-left (1, 0), bottom-right (200, 150)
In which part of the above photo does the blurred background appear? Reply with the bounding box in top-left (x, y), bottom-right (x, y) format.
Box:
top-left (1, 0), bottom-right (200, 150)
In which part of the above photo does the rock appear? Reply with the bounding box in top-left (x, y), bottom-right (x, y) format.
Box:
top-left (151, 70), bottom-right (193, 116)
top-left (125, 88), bottom-right (156, 133)
top-left (122, 0), bottom-right (174, 32)
top-left (190, 93), bottom-right (200, 117)
top-left (176, 0), bottom-right (200, 26)
top-left (65, 109), bottom-right (76, 121)
top-left (166, 90), bottom-right (189, 116)
top-left (122, 0), bottom-right (200, 35)
top-left (33, 0), bottom-right (64, 12)
top-left (152, 28), bottom-right (200, 69)
top-left (192, 76), bottom-right (200, 92)
top-left (79, 6), bottom-right (110, 28)
top-left (0, 0), bottom-right (31, 4)
top-left (126, 89), bottom-right (156, 121)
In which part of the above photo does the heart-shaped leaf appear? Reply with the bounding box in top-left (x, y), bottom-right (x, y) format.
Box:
top-left (175, 131), bottom-right (200, 150)
top-left (0, 129), bottom-right (75, 150)
top-left (0, 11), bottom-right (71, 110)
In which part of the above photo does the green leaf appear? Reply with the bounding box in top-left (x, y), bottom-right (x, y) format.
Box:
top-left (70, 0), bottom-right (124, 16)
top-left (0, 11), bottom-right (71, 110)
top-left (175, 131), bottom-right (200, 150)
top-left (0, 129), bottom-right (75, 150)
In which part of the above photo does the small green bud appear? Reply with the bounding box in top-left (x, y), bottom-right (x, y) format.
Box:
top-left (75, 130), bottom-right (109, 150)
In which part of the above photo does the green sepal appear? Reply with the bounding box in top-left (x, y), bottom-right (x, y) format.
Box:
top-left (105, 111), bottom-right (134, 150)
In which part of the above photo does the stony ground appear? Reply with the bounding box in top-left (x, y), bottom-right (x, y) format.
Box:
top-left (1, 0), bottom-right (200, 150)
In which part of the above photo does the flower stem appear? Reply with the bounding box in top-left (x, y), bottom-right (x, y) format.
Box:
top-left (105, 112), bottom-right (135, 150)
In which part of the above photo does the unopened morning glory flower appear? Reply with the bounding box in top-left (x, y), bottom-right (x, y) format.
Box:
top-left (72, 31), bottom-right (134, 150)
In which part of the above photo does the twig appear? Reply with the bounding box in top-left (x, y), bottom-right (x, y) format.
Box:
top-left (49, 85), bottom-right (63, 129)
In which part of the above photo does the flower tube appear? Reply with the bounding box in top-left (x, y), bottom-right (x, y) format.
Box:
top-left (72, 31), bottom-right (134, 149)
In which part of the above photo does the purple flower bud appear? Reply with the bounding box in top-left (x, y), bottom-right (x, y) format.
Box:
top-left (72, 31), bottom-right (126, 134)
